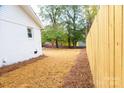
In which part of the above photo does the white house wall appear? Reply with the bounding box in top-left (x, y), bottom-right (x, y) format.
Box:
top-left (0, 5), bottom-right (39, 29)
top-left (0, 5), bottom-right (42, 67)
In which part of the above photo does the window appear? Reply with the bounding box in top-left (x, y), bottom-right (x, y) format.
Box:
top-left (27, 28), bottom-right (33, 38)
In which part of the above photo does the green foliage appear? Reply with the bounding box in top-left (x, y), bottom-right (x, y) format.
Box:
top-left (82, 6), bottom-right (99, 23)
top-left (39, 5), bottom-right (99, 48)
top-left (82, 5), bottom-right (99, 36)
top-left (39, 5), bottom-right (64, 25)
top-left (61, 5), bottom-right (85, 46)
top-left (42, 25), bottom-right (68, 46)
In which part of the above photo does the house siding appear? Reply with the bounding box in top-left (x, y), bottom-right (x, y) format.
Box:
top-left (0, 5), bottom-right (39, 29)
top-left (0, 5), bottom-right (42, 67)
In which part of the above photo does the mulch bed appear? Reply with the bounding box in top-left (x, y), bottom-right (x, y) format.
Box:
top-left (62, 49), bottom-right (95, 88)
top-left (0, 55), bottom-right (46, 76)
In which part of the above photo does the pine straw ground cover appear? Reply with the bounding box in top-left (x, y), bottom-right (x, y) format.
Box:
top-left (0, 48), bottom-right (94, 88)
top-left (63, 49), bottom-right (94, 88)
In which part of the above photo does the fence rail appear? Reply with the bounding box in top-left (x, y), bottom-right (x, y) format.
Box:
top-left (86, 5), bottom-right (124, 88)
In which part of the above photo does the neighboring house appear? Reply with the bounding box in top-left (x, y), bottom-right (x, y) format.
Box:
top-left (0, 5), bottom-right (43, 67)
top-left (77, 41), bottom-right (86, 47)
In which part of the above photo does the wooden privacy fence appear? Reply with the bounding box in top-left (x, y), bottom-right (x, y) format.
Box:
top-left (86, 5), bottom-right (124, 88)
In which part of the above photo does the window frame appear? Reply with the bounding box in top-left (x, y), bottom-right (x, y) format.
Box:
top-left (27, 27), bottom-right (33, 39)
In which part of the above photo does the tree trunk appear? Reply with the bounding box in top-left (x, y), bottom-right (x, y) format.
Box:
top-left (75, 41), bottom-right (77, 47)
top-left (72, 41), bottom-right (77, 48)
top-left (55, 39), bottom-right (59, 48)
top-left (61, 42), bottom-right (63, 47)
top-left (72, 41), bottom-right (75, 48)
top-left (51, 41), bottom-right (54, 48)
top-left (68, 36), bottom-right (71, 48)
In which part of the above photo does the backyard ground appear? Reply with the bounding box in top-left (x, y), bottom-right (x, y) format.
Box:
top-left (0, 48), bottom-right (94, 88)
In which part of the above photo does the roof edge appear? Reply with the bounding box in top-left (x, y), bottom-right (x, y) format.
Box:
top-left (20, 5), bottom-right (43, 29)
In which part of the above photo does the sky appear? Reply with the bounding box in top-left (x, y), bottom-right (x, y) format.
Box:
top-left (31, 5), bottom-right (50, 27)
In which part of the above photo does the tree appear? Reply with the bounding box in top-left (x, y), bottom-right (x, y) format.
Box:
top-left (39, 5), bottom-right (99, 48)
top-left (42, 25), bottom-right (68, 47)
top-left (39, 5), bottom-right (64, 48)
top-left (61, 5), bottom-right (85, 48)
top-left (82, 6), bottom-right (99, 38)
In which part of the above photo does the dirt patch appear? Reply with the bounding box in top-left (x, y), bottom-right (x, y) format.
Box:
top-left (0, 55), bottom-right (46, 76)
top-left (62, 49), bottom-right (95, 88)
